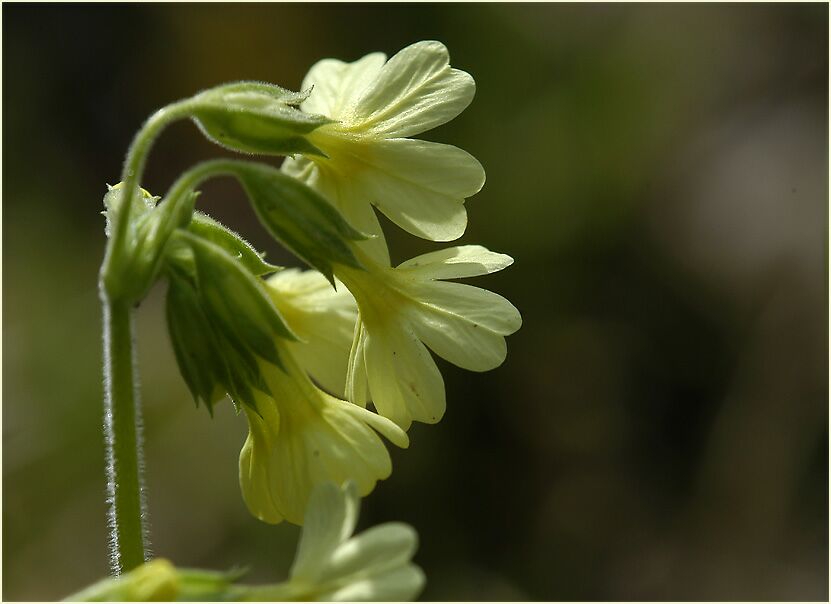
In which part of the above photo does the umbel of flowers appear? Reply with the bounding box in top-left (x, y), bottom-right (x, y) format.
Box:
top-left (86, 41), bottom-right (521, 602)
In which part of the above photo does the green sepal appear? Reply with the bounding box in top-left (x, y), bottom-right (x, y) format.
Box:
top-left (164, 229), bottom-right (289, 416)
top-left (102, 185), bottom-right (198, 302)
top-left (180, 228), bottom-right (296, 349)
top-left (189, 81), bottom-right (331, 157)
top-left (188, 211), bottom-right (282, 277)
top-left (63, 559), bottom-right (247, 602)
top-left (131, 190), bottom-right (199, 291)
top-left (212, 326), bottom-right (270, 415)
top-left (176, 567), bottom-right (248, 601)
top-left (201, 81), bottom-right (311, 106)
top-left (102, 183), bottom-right (157, 238)
top-left (227, 162), bottom-right (368, 284)
top-left (165, 275), bottom-right (229, 414)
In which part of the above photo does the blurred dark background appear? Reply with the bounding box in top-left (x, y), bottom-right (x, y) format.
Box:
top-left (3, 3), bottom-right (828, 601)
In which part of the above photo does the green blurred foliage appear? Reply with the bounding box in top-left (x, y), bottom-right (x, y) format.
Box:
top-left (3, 3), bottom-right (827, 601)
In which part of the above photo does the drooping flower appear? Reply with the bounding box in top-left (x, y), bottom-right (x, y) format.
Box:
top-left (282, 41), bottom-right (486, 264)
top-left (247, 481), bottom-right (425, 602)
top-left (336, 245), bottom-right (522, 430)
top-left (239, 349), bottom-right (408, 525)
top-left (264, 268), bottom-right (357, 397)
top-left (164, 229), bottom-right (404, 525)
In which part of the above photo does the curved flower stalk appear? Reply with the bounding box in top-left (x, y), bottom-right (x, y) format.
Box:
top-left (67, 482), bottom-right (424, 602)
top-left (336, 245), bottom-right (522, 430)
top-left (265, 268), bottom-right (357, 397)
top-left (282, 41), bottom-right (486, 264)
top-left (239, 349), bottom-right (408, 525)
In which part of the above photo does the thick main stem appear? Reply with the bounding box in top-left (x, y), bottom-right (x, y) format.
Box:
top-left (102, 293), bottom-right (147, 574)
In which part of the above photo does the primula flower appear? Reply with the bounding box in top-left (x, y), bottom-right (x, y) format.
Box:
top-left (265, 268), bottom-right (357, 397)
top-left (239, 348), bottom-right (408, 525)
top-left (252, 481), bottom-right (425, 602)
top-left (336, 245), bottom-right (522, 430)
top-left (282, 41), bottom-right (485, 264)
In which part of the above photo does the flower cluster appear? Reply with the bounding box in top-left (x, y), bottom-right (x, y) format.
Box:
top-left (180, 41), bottom-right (523, 520)
top-left (91, 40), bottom-right (520, 602)
top-left (158, 41), bottom-right (520, 522)
top-left (282, 41), bottom-right (522, 430)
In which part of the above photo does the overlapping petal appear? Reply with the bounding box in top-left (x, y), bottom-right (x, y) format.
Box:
top-left (300, 53), bottom-right (387, 120)
top-left (238, 357), bottom-right (408, 525)
top-left (336, 245), bottom-right (521, 429)
top-left (405, 280), bottom-right (522, 372)
top-left (397, 244), bottom-right (513, 280)
top-left (346, 138), bottom-right (484, 241)
top-left (290, 482), bottom-right (361, 583)
top-left (286, 481), bottom-right (425, 602)
top-left (265, 268), bottom-right (357, 396)
top-left (362, 317), bottom-right (446, 428)
top-left (282, 154), bottom-right (392, 265)
top-left (345, 40), bottom-right (476, 138)
top-left (284, 40), bottom-right (482, 245)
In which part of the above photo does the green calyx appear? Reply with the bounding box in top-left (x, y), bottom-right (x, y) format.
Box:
top-left (226, 161), bottom-right (368, 285)
top-left (189, 81), bottom-right (332, 156)
top-left (164, 231), bottom-right (296, 415)
top-left (101, 184), bottom-right (196, 303)
top-left (188, 211), bottom-right (283, 277)
top-left (64, 558), bottom-right (245, 602)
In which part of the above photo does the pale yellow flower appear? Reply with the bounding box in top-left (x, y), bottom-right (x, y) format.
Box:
top-left (265, 268), bottom-right (357, 397)
top-left (336, 245), bottom-right (522, 429)
top-left (239, 349), bottom-right (408, 525)
top-left (282, 41), bottom-right (485, 264)
top-left (254, 482), bottom-right (425, 602)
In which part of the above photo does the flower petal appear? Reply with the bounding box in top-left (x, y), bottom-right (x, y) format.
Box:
top-left (348, 40), bottom-right (475, 138)
top-left (397, 245), bottom-right (514, 280)
top-left (301, 53), bottom-right (387, 119)
top-left (322, 523), bottom-right (418, 584)
top-left (363, 321), bottom-right (446, 429)
top-left (267, 269), bottom-right (357, 396)
top-left (282, 155), bottom-right (392, 265)
top-left (290, 481), bottom-right (359, 583)
top-left (404, 280), bottom-right (522, 372)
top-left (238, 401), bottom-right (283, 525)
top-left (349, 138), bottom-right (484, 241)
top-left (340, 400), bottom-right (410, 450)
top-left (268, 400), bottom-right (395, 524)
top-left (319, 565), bottom-right (426, 602)
top-left (346, 318), bottom-right (370, 406)
top-left (410, 279), bottom-right (522, 335)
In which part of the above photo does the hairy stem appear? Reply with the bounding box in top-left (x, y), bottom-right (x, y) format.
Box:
top-left (98, 98), bottom-right (193, 574)
top-left (163, 158), bottom-right (248, 203)
top-left (102, 294), bottom-right (147, 574)
top-left (101, 100), bottom-right (193, 298)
